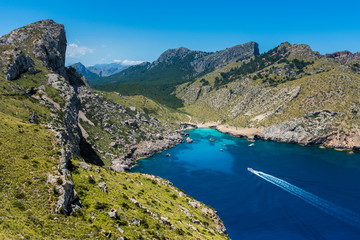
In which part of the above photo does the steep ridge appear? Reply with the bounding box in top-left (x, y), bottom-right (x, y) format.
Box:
top-left (96, 42), bottom-right (259, 85)
top-left (93, 42), bottom-right (259, 108)
top-left (0, 20), bottom-right (228, 239)
top-left (176, 42), bottom-right (360, 150)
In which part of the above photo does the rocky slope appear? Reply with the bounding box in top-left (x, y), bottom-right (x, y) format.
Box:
top-left (177, 42), bottom-right (360, 151)
top-left (0, 20), bottom-right (228, 239)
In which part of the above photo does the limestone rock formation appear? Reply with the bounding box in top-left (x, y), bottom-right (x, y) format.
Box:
top-left (0, 19), bottom-right (67, 75)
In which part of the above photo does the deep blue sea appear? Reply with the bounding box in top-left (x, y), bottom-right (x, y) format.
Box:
top-left (131, 128), bottom-right (360, 240)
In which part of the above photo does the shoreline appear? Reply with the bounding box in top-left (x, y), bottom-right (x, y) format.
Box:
top-left (112, 133), bottom-right (184, 172)
top-left (193, 122), bottom-right (360, 152)
top-left (121, 121), bottom-right (359, 172)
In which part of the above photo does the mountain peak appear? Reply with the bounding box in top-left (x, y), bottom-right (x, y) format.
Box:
top-left (0, 19), bottom-right (66, 75)
top-left (191, 41), bottom-right (259, 73)
top-left (277, 42), bottom-right (320, 60)
top-left (153, 46), bottom-right (197, 66)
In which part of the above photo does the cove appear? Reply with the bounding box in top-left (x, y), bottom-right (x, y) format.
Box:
top-left (131, 128), bottom-right (360, 239)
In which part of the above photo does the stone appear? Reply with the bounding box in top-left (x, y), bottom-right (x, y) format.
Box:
top-left (110, 142), bottom-right (118, 148)
top-left (188, 200), bottom-right (201, 208)
top-left (29, 111), bottom-right (39, 124)
top-left (98, 181), bottom-right (108, 193)
top-left (76, 162), bottom-right (93, 171)
top-left (191, 218), bottom-right (201, 225)
top-left (131, 218), bottom-right (141, 225)
top-left (108, 209), bottom-right (118, 219)
top-left (186, 137), bottom-right (193, 143)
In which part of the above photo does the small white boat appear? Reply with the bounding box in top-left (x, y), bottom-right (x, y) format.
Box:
top-left (248, 143), bottom-right (255, 147)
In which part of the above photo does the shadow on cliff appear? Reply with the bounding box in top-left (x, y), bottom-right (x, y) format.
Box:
top-left (79, 137), bottom-right (104, 166)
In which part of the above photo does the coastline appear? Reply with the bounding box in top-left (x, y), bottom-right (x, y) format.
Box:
top-left (115, 120), bottom-right (360, 172)
top-left (112, 133), bottom-right (184, 171)
top-left (193, 122), bottom-right (360, 152)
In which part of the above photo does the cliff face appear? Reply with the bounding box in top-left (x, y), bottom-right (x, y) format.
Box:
top-left (0, 19), bottom-right (67, 75)
top-left (150, 41), bottom-right (259, 76)
top-left (0, 20), bottom-right (228, 239)
top-left (191, 41), bottom-right (259, 73)
top-left (0, 19), bottom-right (84, 214)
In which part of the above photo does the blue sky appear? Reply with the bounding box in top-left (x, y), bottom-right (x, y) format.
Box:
top-left (0, 0), bottom-right (359, 66)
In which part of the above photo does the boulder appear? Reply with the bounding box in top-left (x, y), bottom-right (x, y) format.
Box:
top-left (29, 111), bottom-right (39, 124)
top-left (109, 142), bottom-right (118, 148)
top-left (186, 137), bottom-right (193, 143)
top-left (108, 208), bottom-right (118, 219)
top-left (98, 181), bottom-right (108, 193)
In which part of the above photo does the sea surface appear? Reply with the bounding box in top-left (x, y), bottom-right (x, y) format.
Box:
top-left (131, 128), bottom-right (360, 240)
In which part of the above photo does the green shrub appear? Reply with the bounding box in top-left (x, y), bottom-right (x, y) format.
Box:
top-left (56, 178), bottom-right (63, 185)
top-left (88, 176), bottom-right (96, 184)
top-left (12, 201), bottom-right (26, 211)
top-left (94, 202), bottom-right (109, 210)
top-left (14, 192), bottom-right (26, 199)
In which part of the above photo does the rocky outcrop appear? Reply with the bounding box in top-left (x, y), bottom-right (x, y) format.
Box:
top-left (326, 50), bottom-right (360, 63)
top-left (112, 135), bottom-right (182, 171)
top-left (213, 110), bottom-right (360, 151)
top-left (261, 110), bottom-right (360, 150)
top-left (0, 48), bottom-right (34, 80)
top-left (181, 86), bottom-right (202, 104)
top-left (180, 122), bottom-right (198, 130)
top-left (152, 47), bottom-right (208, 68)
top-left (152, 42), bottom-right (259, 75)
top-left (0, 19), bottom-right (67, 75)
top-left (192, 41), bottom-right (259, 73)
top-left (0, 20), bottom-right (88, 214)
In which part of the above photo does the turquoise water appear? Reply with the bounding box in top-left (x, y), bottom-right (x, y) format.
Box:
top-left (131, 128), bottom-right (360, 239)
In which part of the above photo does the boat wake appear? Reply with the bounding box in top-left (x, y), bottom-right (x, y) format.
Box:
top-left (248, 168), bottom-right (360, 230)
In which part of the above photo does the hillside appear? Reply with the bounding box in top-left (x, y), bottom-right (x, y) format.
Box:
top-left (0, 20), bottom-right (228, 239)
top-left (92, 42), bottom-right (259, 108)
top-left (176, 42), bottom-right (360, 150)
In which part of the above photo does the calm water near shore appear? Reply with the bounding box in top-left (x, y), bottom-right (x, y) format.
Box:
top-left (131, 128), bottom-right (360, 240)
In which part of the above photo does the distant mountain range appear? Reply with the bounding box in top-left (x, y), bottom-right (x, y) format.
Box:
top-left (92, 42), bottom-right (259, 107)
top-left (70, 62), bottom-right (140, 79)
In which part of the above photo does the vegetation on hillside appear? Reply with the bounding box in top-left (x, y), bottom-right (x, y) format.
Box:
top-left (175, 43), bottom-right (360, 136)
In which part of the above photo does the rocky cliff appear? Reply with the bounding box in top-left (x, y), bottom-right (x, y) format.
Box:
top-left (151, 42), bottom-right (259, 75)
top-left (0, 20), bottom-right (228, 239)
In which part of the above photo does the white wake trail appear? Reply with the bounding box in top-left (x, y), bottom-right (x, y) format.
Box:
top-left (248, 168), bottom-right (360, 229)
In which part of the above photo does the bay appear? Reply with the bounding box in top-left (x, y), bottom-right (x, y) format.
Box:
top-left (131, 128), bottom-right (360, 239)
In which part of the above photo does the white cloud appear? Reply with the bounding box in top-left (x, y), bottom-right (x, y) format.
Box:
top-left (66, 43), bottom-right (94, 58)
top-left (113, 59), bottom-right (144, 65)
